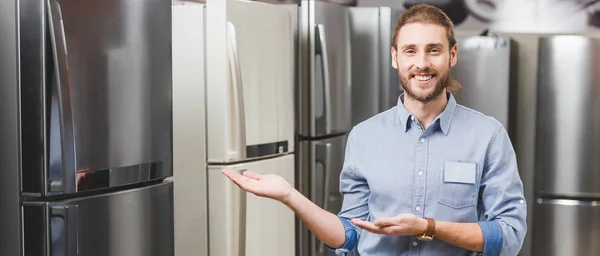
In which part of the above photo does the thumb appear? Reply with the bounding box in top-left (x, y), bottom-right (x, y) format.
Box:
top-left (374, 217), bottom-right (397, 227)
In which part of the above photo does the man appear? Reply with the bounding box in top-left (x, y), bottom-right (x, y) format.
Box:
top-left (222, 4), bottom-right (526, 255)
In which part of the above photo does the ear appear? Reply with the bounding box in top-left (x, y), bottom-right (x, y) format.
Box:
top-left (449, 44), bottom-right (458, 67)
top-left (391, 47), bottom-right (398, 69)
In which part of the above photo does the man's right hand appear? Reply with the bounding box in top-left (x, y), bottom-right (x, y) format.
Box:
top-left (221, 168), bottom-right (348, 250)
top-left (221, 169), bottom-right (295, 204)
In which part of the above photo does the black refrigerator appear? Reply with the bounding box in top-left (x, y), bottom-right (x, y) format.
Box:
top-left (0, 0), bottom-right (174, 255)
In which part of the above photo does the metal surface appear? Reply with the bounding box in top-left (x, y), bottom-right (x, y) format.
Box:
top-left (348, 7), bottom-right (402, 126)
top-left (535, 35), bottom-right (600, 197)
top-left (378, 7), bottom-right (402, 113)
top-left (208, 155), bottom-right (296, 256)
top-left (20, 0), bottom-right (173, 196)
top-left (533, 198), bottom-right (600, 256)
top-left (23, 181), bottom-right (174, 256)
top-left (299, 0), bottom-right (352, 138)
top-left (452, 34), bottom-right (514, 133)
top-left (0, 0), bottom-right (22, 253)
top-left (298, 135), bottom-right (347, 256)
top-left (171, 3), bottom-right (208, 256)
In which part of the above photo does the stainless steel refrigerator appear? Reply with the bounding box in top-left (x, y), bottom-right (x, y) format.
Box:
top-left (296, 1), bottom-right (353, 256)
top-left (348, 6), bottom-right (403, 126)
top-left (173, 1), bottom-right (297, 256)
top-left (451, 32), bottom-right (518, 136)
top-left (533, 35), bottom-right (600, 256)
top-left (0, 0), bottom-right (175, 255)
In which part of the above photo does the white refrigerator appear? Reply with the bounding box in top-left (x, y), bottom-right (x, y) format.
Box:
top-left (172, 1), bottom-right (296, 256)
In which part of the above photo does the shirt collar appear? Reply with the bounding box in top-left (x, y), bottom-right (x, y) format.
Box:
top-left (396, 92), bottom-right (457, 135)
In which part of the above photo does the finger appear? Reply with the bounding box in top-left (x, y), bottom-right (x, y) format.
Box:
top-left (373, 217), bottom-right (397, 227)
top-left (351, 219), bottom-right (384, 234)
top-left (242, 171), bottom-right (263, 180)
top-left (222, 169), bottom-right (252, 188)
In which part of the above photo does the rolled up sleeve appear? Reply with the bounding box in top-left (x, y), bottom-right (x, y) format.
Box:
top-left (326, 130), bottom-right (370, 255)
top-left (479, 125), bottom-right (527, 256)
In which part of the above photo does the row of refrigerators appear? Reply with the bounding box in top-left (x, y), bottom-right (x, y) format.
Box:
top-left (3, 0), bottom-right (600, 255)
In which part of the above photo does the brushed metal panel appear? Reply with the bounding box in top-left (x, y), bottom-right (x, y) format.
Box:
top-left (533, 198), bottom-right (600, 256)
top-left (535, 35), bottom-right (600, 197)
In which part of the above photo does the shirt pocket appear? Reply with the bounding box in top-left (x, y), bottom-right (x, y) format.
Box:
top-left (437, 161), bottom-right (478, 209)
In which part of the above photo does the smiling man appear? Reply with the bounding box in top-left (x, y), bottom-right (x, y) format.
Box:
top-left (222, 4), bottom-right (527, 256)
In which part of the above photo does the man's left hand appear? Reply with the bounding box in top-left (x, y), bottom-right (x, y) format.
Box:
top-left (351, 213), bottom-right (427, 236)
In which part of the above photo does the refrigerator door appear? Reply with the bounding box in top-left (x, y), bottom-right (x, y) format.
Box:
top-left (172, 3), bottom-right (208, 256)
top-left (298, 0), bottom-right (352, 138)
top-left (535, 36), bottom-right (600, 197)
top-left (533, 198), bottom-right (600, 256)
top-left (206, 0), bottom-right (295, 163)
top-left (20, 0), bottom-right (173, 196)
top-left (297, 135), bottom-right (348, 256)
top-left (349, 7), bottom-right (403, 126)
top-left (452, 34), bottom-right (514, 132)
top-left (207, 154), bottom-right (296, 256)
top-left (22, 181), bottom-right (174, 256)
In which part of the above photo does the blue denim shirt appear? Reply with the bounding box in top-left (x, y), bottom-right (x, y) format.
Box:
top-left (330, 93), bottom-right (527, 256)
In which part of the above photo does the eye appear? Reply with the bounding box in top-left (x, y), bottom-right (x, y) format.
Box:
top-left (404, 49), bottom-right (416, 54)
top-left (429, 48), bottom-right (441, 54)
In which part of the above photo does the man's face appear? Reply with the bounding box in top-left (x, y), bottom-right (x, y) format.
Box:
top-left (391, 23), bottom-right (458, 103)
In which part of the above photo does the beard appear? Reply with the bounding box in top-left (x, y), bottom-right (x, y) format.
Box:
top-left (399, 65), bottom-right (452, 103)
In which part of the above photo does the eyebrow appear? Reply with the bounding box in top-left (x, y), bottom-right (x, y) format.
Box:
top-left (400, 43), bottom-right (445, 50)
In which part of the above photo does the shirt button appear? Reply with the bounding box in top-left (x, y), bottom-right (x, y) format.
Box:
top-left (420, 138), bottom-right (425, 143)
top-left (519, 200), bottom-right (525, 204)
top-left (415, 206), bottom-right (421, 211)
top-left (418, 171), bottom-right (423, 176)
top-left (412, 241), bottom-right (418, 247)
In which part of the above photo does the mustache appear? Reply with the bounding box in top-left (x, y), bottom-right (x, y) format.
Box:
top-left (409, 67), bottom-right (437, 77)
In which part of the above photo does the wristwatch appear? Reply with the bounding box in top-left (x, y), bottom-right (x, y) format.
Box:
top-left (417, 218), bottom-right (435, 241)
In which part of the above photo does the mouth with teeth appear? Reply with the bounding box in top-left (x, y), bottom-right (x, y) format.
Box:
top-left (412, 73), bottom-right (436, 83)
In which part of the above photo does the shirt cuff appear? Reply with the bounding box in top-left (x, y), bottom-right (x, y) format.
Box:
top-left (326, 217), bottom-right (358, 254)
top-left (477, 220), bottom-right (503, 256)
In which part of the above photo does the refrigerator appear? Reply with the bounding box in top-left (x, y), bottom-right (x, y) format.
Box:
top-left (348, 6), bottom-right (403, 126)
top-left (176, 0), bottom-right (296, 256)
top-left (0, 0), bottom-right (175, 254)
top-left (296, 1), bottom-right (353, 256)
top-left (533, 35), bottom-right (600, 256)
top-left (451, 32), bottom-right (518, 137)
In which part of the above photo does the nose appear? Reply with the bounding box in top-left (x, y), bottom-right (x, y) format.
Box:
top-left (415, 52), bottom-right (430, 70)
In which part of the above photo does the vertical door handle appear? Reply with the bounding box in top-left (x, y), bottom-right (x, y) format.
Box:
top-left (46, 0), bottom-right (76, 194)
top-left (50, 205), bottom-right (79, 256)
top-left (315, 24), bottom-right (332, 135)
top-left (227, 21), bottom-right (247, 160)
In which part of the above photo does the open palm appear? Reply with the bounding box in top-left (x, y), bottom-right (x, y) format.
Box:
top-left (222, 169), bottom-right (294, 202)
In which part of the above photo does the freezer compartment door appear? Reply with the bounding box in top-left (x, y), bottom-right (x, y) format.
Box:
top-left (452, 34), bottom-right (514, 132)
top-left (20, 0), bottom-right (173, 196)
top-left (22, 181), bottom-right (174, 256)
top-left (206, 0), bottom-right (295, 163)
top-left (348, 7), bottom-right (403, 126)
top-left (533, 198), bottom-right (600, 256)
top-left (298, 135), bottom-right (348, 256)
top-left (535, 36), bottom-right (600, 197)
top-left (298, 1), bottom-right (352, 138)
top-left (208, 154), bottom-right (295, 256)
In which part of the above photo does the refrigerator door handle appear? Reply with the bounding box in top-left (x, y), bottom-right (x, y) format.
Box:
top-left (226, 21), bottom-right (247, 160)
top-left (46, 0), bottom-right (76, 194)
top-left (313, 142), bottom-right (332, 255)
top-left (234, 168), bottom-right (247, 256)
top-left (316, 24), bottom-right (332, 135)
top-left (50, 205), bottom-right (79, 255)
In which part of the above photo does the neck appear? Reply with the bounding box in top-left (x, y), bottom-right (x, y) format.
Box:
top-left (403, 90), bottom-right (448, 130)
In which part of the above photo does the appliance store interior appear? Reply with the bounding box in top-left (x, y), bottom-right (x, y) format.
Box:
top-left (1, 0), bottom-right (599, 255)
